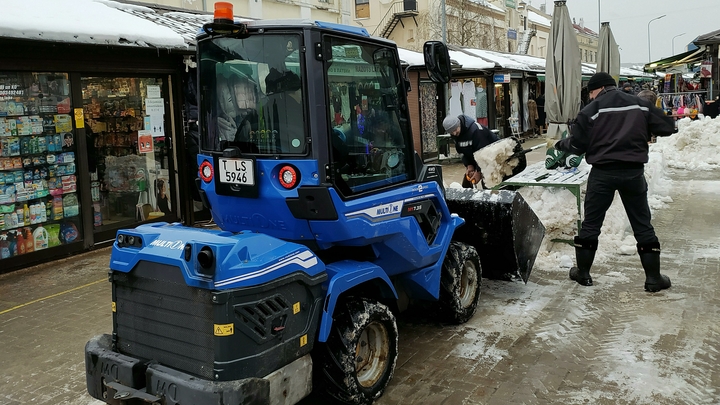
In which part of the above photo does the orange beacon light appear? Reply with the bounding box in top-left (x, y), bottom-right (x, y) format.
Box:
top-left (214, 2), bottom-right (234, 23)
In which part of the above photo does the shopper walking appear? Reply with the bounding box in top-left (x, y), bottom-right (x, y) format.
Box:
top-left (554, 72), bottom-right (675, 292)
top-left (442, 114), bottom-right (498, 188)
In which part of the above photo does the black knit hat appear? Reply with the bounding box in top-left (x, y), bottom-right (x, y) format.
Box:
top-left (587, 72), bottom-right (616, 91)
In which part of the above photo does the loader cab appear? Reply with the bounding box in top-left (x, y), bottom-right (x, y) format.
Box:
top-left (197, 22), bottom-right (417, 198)
top-left (195, 14), bottom-right (453, 237)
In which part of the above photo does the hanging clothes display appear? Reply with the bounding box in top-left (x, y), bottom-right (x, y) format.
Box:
top-left (449, 81), bottom-right (463, 117)
top-left (527, 98), bottom-right (539, 135)
top-left (476, 87), bottom-right (488, 127)
top-left (461, 80), bottom-right (477, 120)
top-left (509, 79), bottom-right (521, 133)
top-left (340, 84), bottom-right (351, 126)
top-left (522, 81), bottom-right (530, 132)
top-left (659, 92), bottom-right (706, 117)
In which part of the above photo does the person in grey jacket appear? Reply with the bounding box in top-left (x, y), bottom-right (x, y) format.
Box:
top-left (443, 114), bottom-right (498, 188)
top-left (554, 72), bottom-right (675, 292)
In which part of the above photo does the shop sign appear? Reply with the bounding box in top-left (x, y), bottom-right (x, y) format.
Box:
top-left (700, 61), bottom-right (712, 78)
top-left (138, 130), bottom-right (154, 153)
top-left (506, 0), bottom-right (515, 7)
top-left (493, 74), bottom-right (511, 84)
top-left (507, 29), bottom-right (517, 40)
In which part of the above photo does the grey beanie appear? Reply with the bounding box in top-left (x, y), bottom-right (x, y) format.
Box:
top-left (443, 115), bottom-right (461, 133)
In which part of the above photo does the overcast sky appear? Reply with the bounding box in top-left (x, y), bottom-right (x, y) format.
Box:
top-left (539, 0), bottom-right (716, 65)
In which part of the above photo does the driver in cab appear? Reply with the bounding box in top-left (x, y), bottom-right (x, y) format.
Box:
top-left (217, 73), bottom-right (259, 143)
top-left (367, 114), bottom-right (403, 173)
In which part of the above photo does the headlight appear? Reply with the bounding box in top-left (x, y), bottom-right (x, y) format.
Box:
top-left (116, 234), bottom-right (142, 248)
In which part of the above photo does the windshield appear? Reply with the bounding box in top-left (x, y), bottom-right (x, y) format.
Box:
top-left (199, 34), bottom-right (305, 155)
top-left (325, 37), bottom-right (413, 196)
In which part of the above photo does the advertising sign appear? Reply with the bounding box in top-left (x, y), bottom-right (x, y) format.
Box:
top-left (493, 74), bottom-right (511, 84)
top-left (138, 130), bottom-right (153, 153)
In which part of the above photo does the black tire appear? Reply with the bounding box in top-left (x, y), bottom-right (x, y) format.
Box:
top-left (438, 241), bottom-right (482, 324)
top-left (314, 298), bottom-right (398, 405)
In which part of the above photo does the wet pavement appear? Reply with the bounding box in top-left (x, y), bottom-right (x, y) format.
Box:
top-left (1, 143), bottom-right (719, 404)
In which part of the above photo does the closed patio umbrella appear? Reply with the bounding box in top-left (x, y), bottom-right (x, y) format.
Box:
top-left (544, 0), bottom-right (581, 142)
top-left (597, 22), bottom-right (621, 84)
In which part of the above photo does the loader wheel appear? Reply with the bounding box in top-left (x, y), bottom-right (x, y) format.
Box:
top-left (314, 298), bottom-right (398, 405)
top-left (438, 241), bottom-right (482, 324)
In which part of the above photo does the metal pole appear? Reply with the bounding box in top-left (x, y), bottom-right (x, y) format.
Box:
top-left (441, 0), bottom-right (447, 44)
top-left (672, 33), bottom-right (686, 55)
top-left (647, 15), bottom-right (666, 62)
top-left (598, 0), bottom-right (601, 35)
top-left (439, 0), bottom-right (448, 127)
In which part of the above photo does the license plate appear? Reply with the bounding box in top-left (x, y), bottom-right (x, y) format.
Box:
top-left (218, 158), bottom-right (254, 185)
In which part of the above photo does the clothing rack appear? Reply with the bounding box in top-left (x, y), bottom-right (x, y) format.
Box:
top-left (658, 91), bottom-right (708, 95)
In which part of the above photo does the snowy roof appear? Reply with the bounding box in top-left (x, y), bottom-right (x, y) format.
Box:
top-left (0, 0), bottom-right (189, 49)
top-left (468, 0), bottom-right (505, 13)
top-left (527, 10), bottom-right (551, 28)
top-left (620, 67), bottom-right (655, 78)
top-left (117, 9), bottom-right (215, 47)
top-left (695, 28), bottom-right (720, 45)
top-left (583, 63), bottom-right (656, 78)
top-left (447, 50), bottom-right (496, 71)
top-left (573, 23), bottom-right (597, 37)
top-left (461, 48), bottom-right (546, 72)
top-left (397, 48), bottom-right (426, 66)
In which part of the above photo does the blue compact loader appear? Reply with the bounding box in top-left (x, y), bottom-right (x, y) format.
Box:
top-left (85, 4), bottom-right (545, 405)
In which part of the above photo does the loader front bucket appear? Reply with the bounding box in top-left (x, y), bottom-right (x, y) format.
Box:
top-left (445, 188), bottom-right (545, 283)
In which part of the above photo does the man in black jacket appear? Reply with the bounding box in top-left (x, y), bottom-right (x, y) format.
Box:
top-left (555, 72), bottom-right (675, 292)
top-left (443, 114), bottom-right (498, 188)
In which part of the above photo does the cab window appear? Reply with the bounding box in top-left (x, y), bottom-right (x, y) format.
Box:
top-left (199, 34), bottom-right (306, 155)
top-left (324, 37), bottom-right (413, 196)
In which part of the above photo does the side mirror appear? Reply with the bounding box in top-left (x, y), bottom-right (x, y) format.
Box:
top-left (423, 41), bottom-right (452, 84)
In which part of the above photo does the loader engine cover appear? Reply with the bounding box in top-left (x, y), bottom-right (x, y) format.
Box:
top-left (445, 188), bottom-right (545, 282)
top-left (107, 223), bottom-right (327, 382)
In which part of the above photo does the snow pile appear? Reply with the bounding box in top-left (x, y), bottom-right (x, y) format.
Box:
top-left (645, 149), bottom-right (674, 210)
top-left (473, 138), bottom-right (521, 188)
top-left (518, 186), bottom-right (577, 243)
top-left (651, 116), bottom-right (720, 170)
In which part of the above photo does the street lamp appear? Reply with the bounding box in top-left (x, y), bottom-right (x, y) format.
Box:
top-left (672, 32), bottom-right (686, 55)
top-left (647, 14), bottom-right (666, 62)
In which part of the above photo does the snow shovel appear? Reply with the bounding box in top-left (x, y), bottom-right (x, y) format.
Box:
top-left (446, 187), bottom-right (546, 283)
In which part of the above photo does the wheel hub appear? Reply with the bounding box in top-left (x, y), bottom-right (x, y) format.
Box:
top-left (459, 260), bottom-right (478, 308)
top-left (355, 321), bottom-right (390, 388)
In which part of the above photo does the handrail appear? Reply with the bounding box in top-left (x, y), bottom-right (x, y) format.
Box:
top-left (371, 0), bottom-right (416, 37)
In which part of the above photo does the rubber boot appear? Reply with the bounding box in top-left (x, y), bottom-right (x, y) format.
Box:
top-left (638, 242), bottom-right (671, 292)
top-left (569, 236), bottom-right (597, 286)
